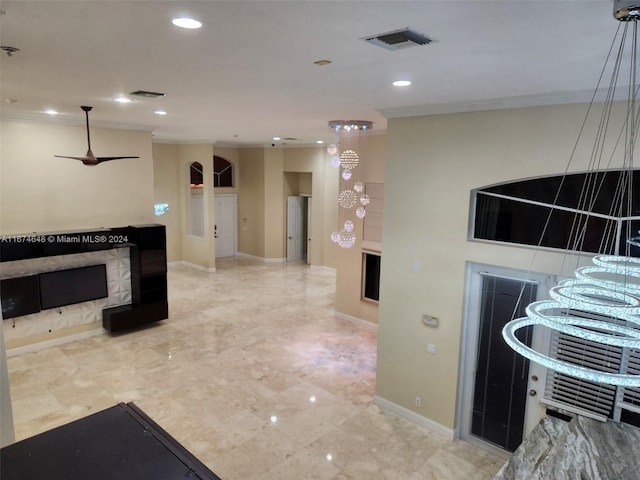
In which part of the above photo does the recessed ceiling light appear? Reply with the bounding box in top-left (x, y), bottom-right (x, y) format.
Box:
top-left (155, 110), bottom-right (168, 115)
top-left (273, 136), bottom-right (281, 141)
top-left (316, 140), bottom-right (324, 144)
top-left (393, 80), bottom-right (412, 87)
top-left (114, 96), bottom-right (132, 103)
top-left (45, 109), bottom-right (59, 115)
top-left (172, 17), bottom-right (202, 29)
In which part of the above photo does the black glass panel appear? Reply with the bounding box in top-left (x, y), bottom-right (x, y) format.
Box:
top-left (363, 254), bottom-right (381, 301)
top-left (475, 194), bottom-right (620, 254)
top-left (471, 276), bottom-right (536, 452)
top-left (484, 170), bottom-right (640, 215)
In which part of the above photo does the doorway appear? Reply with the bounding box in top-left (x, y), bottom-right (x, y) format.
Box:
top-left (214, 194), bottom-right (237, 258)
top-left (459, 264), bottom-right (549, 453)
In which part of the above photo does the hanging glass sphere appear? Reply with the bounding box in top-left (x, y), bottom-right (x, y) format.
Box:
top-left (339, 149), bottom-right (359, 170)
top-left (338, 190), bottom-right (357, 209)
top-left (353, 181), bottom-right (364, 193)
top-left (331, 231), bottom-right (340, 243)
top-left (360, 194), bottom-right (370, 206)
top-left (331, 156), bottom-right (341, 168)
top-left (338, 230), bottom-right (356, 248)
top-left (356, 207), bottom-right (366, 219)
top-left (342, 169), bottom-right (352, 180)
top-left (327, 144), bottom-right (338, 155)
top-left (344, 220), bottom-right (354, 232)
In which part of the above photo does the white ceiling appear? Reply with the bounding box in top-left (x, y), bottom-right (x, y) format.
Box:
top-left (0, 1), bottom-right (622, 147)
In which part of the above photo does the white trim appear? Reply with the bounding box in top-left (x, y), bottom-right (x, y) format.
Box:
top-left (235, 252), bottom-right (286, 263)
top-left (373, 395), bottom-right (455, 439)
top-left (334, 311), bottom-right (377, 331)
top-left (379, 86), bottom-right (631, 119)
top-left (6, 328), bottom-right (104, 358)
top-left (310, 265), bottom-right (336, 274)
top-left (170, 261), bottom-right (216, 273)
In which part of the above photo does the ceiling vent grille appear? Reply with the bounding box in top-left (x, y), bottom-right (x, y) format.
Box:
top-left (362, 28), bottom-right (431, 51)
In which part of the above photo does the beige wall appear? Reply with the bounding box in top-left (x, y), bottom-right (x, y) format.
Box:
top-left (264, 148), bottom-right (285, 259)
top-left (377, 102), bottom-right (613, 431)
top-left (152, 143), bottom-right (182, 262)
top-left (238, 148), bottom-right (266, 257)
top-left (1, 120), bottom-right (154, 234)
top-left (178, 144), bottom-right (216, 269)
top-left (334, 134), bottom-right (386, 322)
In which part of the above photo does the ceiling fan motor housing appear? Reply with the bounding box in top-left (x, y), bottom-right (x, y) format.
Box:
top-left (614, 0), bottom-right (640, 20)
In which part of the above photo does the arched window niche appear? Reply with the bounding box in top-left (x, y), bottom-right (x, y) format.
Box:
top-left (213, 156), bottom-right (233, 188)
top-left (188, 161), bottom-right (204, 236)
top-left (471, 169), bottom-right (640, 256)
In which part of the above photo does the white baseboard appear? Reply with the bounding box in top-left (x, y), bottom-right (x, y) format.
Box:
top-left (169, 261), bottom-right (216, 273)
top-left (7, 328), bottom-right (105, 358)
top-left (334, 311), bottom-right (377, 330)
top-left (310, 265), bottom-right (336, 273)
top-left (236, 252), bottom-right (286, 263)
top-left (373, 395), bottom-right (455, 440)
top-left (264, 257), bottom-right (286, 263)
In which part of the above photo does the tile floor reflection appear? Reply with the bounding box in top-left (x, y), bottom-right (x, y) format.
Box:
top-left (7, 257), bottom-right (505, 479)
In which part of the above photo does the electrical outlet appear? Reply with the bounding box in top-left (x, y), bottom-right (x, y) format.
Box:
top-left (415, 396), bottom-right (422, 407)
top-left (427, 343), bottom-right (437, 354)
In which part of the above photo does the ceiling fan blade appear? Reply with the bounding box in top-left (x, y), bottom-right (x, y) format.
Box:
top-left (54, 155), bottom-right (91, 161)
top-left (96, 156), bottom-right (140, 163)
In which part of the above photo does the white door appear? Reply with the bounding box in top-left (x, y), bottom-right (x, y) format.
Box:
top-left (214, 194), bottom-right (237, 258)
top-left (287, 196), bottom-right (304, 262)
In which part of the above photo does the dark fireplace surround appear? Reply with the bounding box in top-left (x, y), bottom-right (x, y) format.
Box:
top-left (0, 224), bottom-right (168, 333)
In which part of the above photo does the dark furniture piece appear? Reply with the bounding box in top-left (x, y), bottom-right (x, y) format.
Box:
top-left (0, 224), bottom-right (169, 333)
top-left (0, 402), bottom-right (221, 480)
top-left (102, 224), bottom-right (169, 332)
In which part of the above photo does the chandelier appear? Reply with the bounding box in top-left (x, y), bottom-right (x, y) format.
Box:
top-left (328, 120), bottom-right (373, 248)
top-left (502, 0), bottom-right (640, 386)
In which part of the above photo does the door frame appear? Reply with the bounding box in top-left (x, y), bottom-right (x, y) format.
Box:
top-left (456, 262), bottom-right (551, 455)
top-left (213, 193), bottom-right (237, 258)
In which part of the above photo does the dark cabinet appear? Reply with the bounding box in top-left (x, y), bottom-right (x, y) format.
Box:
top-left (102, 225), bottom-right (168, 332)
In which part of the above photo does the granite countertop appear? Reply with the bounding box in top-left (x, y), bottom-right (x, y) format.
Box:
top-left (495, 415), bottom-right (640, 480)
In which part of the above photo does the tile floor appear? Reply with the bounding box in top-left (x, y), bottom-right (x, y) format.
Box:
top-left (6, 257), bottom-right (506, 479)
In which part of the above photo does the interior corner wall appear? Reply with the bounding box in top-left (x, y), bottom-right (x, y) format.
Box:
top-left (0, 120), bottom-right (155, 234)
top-left (334, 134), bottom-right (386, 323)
top-left (238, 148), bottom-right (266, 258)
top-left (152, 143), bottom-right (182, 262)
top-left (264, 148), bottom-right (285, 260)
top-left (283, 147), bottom-right (337, 268)
top-left (376, 102), bottom-right (618, 431)
top-left (178, 144), bottom-right (215, 269)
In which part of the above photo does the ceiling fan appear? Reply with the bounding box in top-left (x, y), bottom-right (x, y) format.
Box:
top-left (55, 106), bottom-right (139, 166)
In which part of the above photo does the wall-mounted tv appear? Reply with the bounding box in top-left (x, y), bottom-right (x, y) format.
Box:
top-left (0, 275), bottom-right (41, 320)
top-left (39, 264), bottom-right (108, 310)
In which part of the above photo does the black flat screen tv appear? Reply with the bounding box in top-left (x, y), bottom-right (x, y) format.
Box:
top-left (0, 275), bottom-right (41, 319)
top-left (39, 264), bottom-right (108, 310)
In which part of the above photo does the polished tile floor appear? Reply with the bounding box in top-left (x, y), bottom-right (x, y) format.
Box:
top-left (6, 257), bottom-right (505, 479)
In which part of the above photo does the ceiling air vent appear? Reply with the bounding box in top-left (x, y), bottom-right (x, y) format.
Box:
top-left (130, 90), bottom-right (166, 98)
top-left (362, 27), bottom-right (431, 51)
